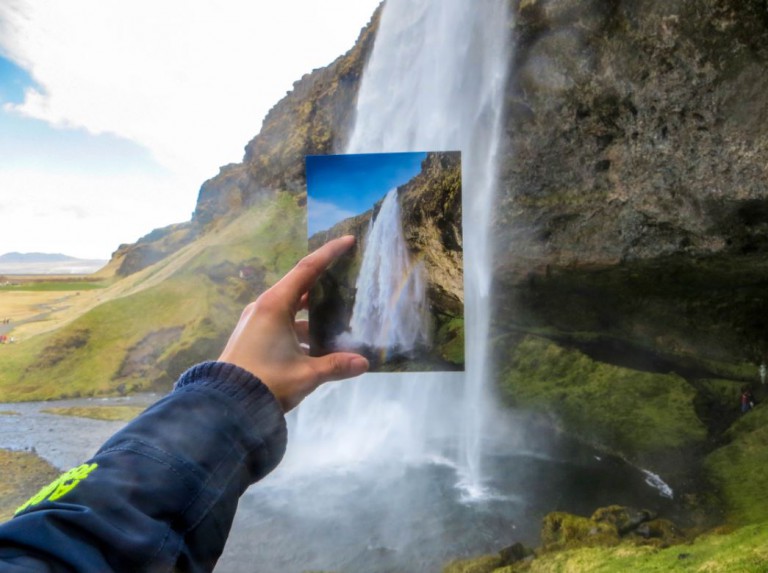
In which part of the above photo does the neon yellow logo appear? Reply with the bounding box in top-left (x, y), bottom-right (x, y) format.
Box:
top-left (15, 462), bottom-right (98, 515)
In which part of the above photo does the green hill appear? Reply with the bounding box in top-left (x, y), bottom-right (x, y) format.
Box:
top-left (0, 194), bottom-right (304, 402)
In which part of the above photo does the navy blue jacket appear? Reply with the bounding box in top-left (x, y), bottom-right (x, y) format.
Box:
top-left (0, 362), bottom-right (287, 572)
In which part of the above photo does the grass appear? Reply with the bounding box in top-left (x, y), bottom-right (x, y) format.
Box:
top-left (500, 335), bottom-right (707, 462)
top-left (519, 524), bottom-right (768, 572)
top-left (443, 524), bottom-right (768, 573)
top-left (0, 193), bottom-right (305, 403)
top-left (0, 281), bottom-right (106, 292)
top-left (0, 410), bottom-right (20, 416)
top-left (41, 405), bottom-right (146, 422)
top-left (0, 449), bottom-right (60, 522)
top-left (705, 403), bottom-right (768, 525)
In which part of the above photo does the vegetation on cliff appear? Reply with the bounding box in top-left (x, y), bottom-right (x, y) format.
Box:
top-left (0, 194), bottom-right (304, 401)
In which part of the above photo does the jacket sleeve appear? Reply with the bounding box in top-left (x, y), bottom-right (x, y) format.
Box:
top-left (0, 361), bottom-right (287, 573)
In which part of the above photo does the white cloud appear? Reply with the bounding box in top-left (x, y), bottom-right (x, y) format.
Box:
top-left (0, 0), bottom-right (382, 257)
top-left (0, 167), bottom-right (199, 259)
top-left (308, 196), bottom-right (357, 236)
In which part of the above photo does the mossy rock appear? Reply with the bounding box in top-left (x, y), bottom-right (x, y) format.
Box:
top-left (500, 335), bottom-right (708, 465)
top-left (630, 518), bottom-right (685, 548)
top-left (442, 554), bottom-right (503, 573)
top-left (591, 505), bottom-right (656, 535)
top-left (541, 511), bottom-right (620, 551)
top-left (436, 316), bottom-right (465, 366)
top-left (705, 402), bottom-right (768, 525)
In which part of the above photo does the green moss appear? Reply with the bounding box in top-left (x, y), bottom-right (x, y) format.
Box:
top-left (446, 523), bottom-right (768, 573)
top-left (541, 512), bottom-right (620, 551)
top-left (500, 336), bottom-right (707, 461)
top-left (705, 403), bottom-right (768, 525)
top-left (523, 523), bottom-right (768, 572)
top-left (443, 555), bottom-right (503, 573)
top-left (437, 317), bottom-right (465, 365)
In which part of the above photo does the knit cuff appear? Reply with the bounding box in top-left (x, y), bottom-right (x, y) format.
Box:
top-left (173, 361), bottom-right (287, 481)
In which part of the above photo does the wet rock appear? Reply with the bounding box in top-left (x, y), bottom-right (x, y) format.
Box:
top-left (591, 505), bottom-right (656, 535)
top-left (541, 511), bottom-right (620, 550)
top-left (632, 518), bottom-right (685, 547)
top-left (498, 541), bottom-right (534, 565)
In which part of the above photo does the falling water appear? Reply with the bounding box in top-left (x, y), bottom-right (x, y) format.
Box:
top-left (337, 189), bottom-right (430, 356)
top-left (290, 0), bottom-right (511, 492)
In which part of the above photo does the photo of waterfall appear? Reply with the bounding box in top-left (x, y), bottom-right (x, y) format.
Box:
top-left (307, 151), bottom-right (464, 372)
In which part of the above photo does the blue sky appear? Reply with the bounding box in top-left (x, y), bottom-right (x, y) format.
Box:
top-left (306, 151), bottom-right (428, 236)
top-left (0, 1), bottom-right (381, 259)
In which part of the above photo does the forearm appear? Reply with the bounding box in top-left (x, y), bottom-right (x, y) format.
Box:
top-left (0, 362), bottom-right (286, 572)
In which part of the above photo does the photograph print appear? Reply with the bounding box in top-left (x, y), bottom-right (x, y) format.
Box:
top-left (307, 151), bottom-right (464, 372)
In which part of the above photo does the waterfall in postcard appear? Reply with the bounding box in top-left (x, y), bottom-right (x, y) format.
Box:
top-left (337, 189), bottom-right (430, 358)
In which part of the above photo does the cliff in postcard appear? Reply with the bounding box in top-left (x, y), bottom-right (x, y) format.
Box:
top-left (308, 152), bottom-right (464, 369)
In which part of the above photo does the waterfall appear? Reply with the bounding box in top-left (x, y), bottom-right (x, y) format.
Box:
top-left (290, 0), bottom-right (511, 493)
top-left (336, 189), bottom-right (430, 357)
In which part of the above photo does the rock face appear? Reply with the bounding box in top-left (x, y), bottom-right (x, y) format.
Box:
top-left (113, 222), bottom-right (197, 277)
top-left (494, 0), bottom-right (768, 374)
top-left (308, 152), bottom-right (464, 369)
top-left (113, 6), bottom-right (382, 276)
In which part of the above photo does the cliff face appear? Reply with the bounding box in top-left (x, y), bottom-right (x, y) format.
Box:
top-left (494, 0), bottom-right (768, 378)
top-left (113, 6), bottom-right (382, 276)
top-left (194, 6), bottom-right (382, 225)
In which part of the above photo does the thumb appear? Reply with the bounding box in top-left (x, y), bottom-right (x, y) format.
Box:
top-left (312, 353), bottom-right (369, 384)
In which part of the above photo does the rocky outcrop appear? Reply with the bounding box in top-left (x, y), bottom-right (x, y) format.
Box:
top-left (112, 6), bottom-right (382, 277)
top-left (194, 5), bottom-right (383, 226)
top-left (495, 0), bottom-right (768, 378)
top-left (113, 222), bottom-right (197, 277)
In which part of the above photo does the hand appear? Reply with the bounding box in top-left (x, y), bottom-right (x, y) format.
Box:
top-left (218, 235), bottom-right (369, 411)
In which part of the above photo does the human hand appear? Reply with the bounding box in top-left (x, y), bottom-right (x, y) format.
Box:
top-left (218, 235), bottom-right (369, 411)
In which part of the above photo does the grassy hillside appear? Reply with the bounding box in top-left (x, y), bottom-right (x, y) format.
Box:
top-left (0, 193), bottom-right (305, 402)
top-left (444, 333), bottom-right (768, 573)
top-left (444, 523), bottom-right (768, 573)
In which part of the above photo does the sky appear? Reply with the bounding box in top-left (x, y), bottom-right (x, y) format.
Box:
top-left (306, 151), bottom-right (427, 236)
top-left (0, 0), bottom-right (382, 260)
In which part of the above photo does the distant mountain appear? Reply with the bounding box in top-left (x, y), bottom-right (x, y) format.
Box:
top-left (0, 252), bottom-right (78, 263)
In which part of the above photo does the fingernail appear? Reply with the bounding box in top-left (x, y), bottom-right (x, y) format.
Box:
top-left (350, 357), bottom-right (369, 375)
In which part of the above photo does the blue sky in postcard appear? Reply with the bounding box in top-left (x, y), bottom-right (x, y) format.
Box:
top-left (306, 151), bottom-right (427, 236)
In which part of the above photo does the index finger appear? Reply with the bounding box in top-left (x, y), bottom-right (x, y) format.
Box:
top-left (270, 235), bottom-right (356, 303)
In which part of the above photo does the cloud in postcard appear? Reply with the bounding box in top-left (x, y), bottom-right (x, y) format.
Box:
top-left (308, 196), bottom-right (358, 236)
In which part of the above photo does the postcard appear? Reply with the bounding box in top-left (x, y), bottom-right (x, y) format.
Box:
top-left (306, 151), bottom-right (464, 372)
